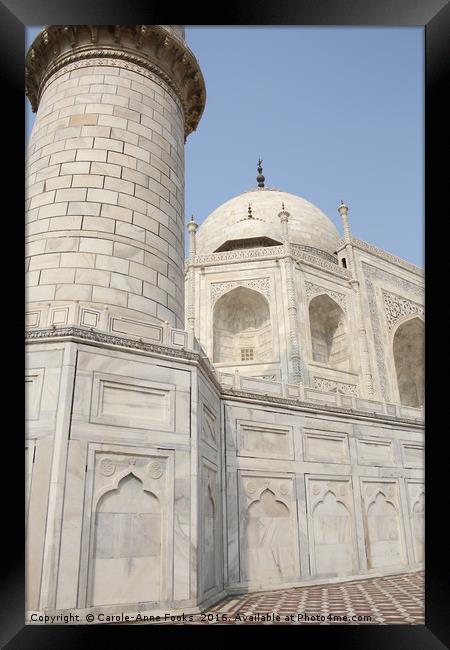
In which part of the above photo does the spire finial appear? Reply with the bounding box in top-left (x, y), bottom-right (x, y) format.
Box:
top-left (338, 200), bottom-right (348, 215)
top-left (248, 203), bottom-right (253, 218)
top-left (256, 158), bottom-right (265, 188)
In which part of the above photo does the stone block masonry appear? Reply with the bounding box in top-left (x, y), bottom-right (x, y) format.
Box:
top-left (26, 25), bottom-right (205, 329)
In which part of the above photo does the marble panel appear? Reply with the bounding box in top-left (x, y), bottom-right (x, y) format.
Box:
top-left (306, 476), bottom-right (357, 577)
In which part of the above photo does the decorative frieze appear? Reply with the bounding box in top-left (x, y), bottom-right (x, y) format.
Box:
top-left (313, 376), bottom-right (358, 396)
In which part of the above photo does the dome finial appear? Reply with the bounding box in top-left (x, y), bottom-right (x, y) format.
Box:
top-left (248, 203), bottom-right (253, 218)
top-left (256, 158), bottom-right (265, 188)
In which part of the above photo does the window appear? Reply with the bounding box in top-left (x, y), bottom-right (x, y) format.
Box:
top-left (241, 348), bottom-right (254, 361)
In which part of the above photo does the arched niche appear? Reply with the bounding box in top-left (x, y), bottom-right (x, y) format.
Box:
top-left (213, 286), bottom-right (272, 364)
top-left (241, 489), bottom-right (295, 583)
top-left (312, 491), bottom-right (355, 577)
top-left (309, 294), bottom-right (351, 370)
top-left (366, 492), bottom-right (405, 569)
top-left (412, 493), bottom-right (425, 563)
top-left (393, 317), bottom-right (424, 407)
top-left (203, 485), bottom-right (216, 593)
top-left (90, 474), bottom-right (161, 606)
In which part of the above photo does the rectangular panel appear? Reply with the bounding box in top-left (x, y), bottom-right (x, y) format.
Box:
top-left (238, 472), bottom-right (299, 584)
top-left (356, 438), bottom-right (394, 466)
top-left (303, 430), bottom-right (349, 464)
top-left (110, 316), bottom-right (164, 342)
top-left (25, 369), bottom-right (44, 420)
top-left (305, 475), bottom-right (357, 578)
top-left (239, 376), bottom-right (283, 395)
top-left (90, 372), bottom-right (175, 431)
top-left (401, 443), bottom-right (424, 468)
top-left (237, 420), bottom-right (293, 460)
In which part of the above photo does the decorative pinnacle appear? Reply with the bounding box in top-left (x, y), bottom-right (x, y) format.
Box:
top-left (338, 200), bottom-right (349, 216)
top-left (256, 158), bottom-right (265, 188)
top-left (248, 203), bottom-right (253, 219)
top-left (187, 214), bottom-right (198, 232)
top-left (278, 202), bottom-right (290, 223)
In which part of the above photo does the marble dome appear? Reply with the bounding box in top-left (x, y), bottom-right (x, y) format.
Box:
top-left (196, 188), bottom-right (341, 256)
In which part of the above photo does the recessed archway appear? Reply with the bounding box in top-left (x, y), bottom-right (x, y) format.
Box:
top-left (213, 286), bottom-right (272, 364)
top-left (393, 317), bottom-right (424, 407)
top-left (309, 294), bottom-right (351, 371)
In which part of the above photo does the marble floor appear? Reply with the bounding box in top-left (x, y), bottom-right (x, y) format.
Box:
top-left (187, 572), bottom-right (424, 625)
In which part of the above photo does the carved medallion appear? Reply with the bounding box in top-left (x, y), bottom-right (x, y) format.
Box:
top-left (148, 461), bottom-right (163, 479)
top-left (246, 482), bottom-right (257, 495)
top-left (99, 457), bottom-right (116, 476)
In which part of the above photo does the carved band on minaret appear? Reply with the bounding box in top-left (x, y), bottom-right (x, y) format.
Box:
top-left (25, 25), bottom-right (206, 138)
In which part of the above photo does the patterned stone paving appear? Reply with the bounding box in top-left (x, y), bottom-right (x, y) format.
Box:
top-left (188, 571), bottom-right (424, 625)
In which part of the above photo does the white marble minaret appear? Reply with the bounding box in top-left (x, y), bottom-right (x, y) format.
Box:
top-left (25, 26), bottom-right (226, 618)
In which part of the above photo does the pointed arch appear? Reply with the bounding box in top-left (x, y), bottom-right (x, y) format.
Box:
top-left (241, 488), bottom-right (295, 583)
top-left (308, 294), bottom-right (351, 370)
top-left (203, 484), bottom-right (217, 593)
top-left (366, 492), bottom-right (405, 569)
top-left (90, 474), bottom-right (162, 606)
top-left (393, 316), bottom-right (424, 407)
top-left (213, 286), bottom-right (272, 363)
top-left (311, 490), bottom-right (355, 577)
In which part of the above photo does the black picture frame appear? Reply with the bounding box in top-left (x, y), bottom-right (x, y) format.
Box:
top-left (2, 0), bottom-right (448, 646)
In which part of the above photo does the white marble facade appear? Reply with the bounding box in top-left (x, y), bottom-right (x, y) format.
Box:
top-left (25, 25), bottom-right (424, 621)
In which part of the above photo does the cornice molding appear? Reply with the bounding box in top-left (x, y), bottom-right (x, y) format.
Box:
top-left (221, 387), bottom-right (424, 428)
top-left (25, 25), bottom-right (206, 138)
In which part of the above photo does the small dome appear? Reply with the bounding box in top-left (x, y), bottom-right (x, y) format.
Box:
top-left (196, 188), bottom-right (340, 256)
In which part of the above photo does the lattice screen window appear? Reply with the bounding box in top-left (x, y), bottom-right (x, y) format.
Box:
top-left (241, 348), bottom-right (254, 361)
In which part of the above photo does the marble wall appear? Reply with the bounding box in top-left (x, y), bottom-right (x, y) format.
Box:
top-left (224, 398), bottom-right (424, 592)
top-left (25, 335), bottom-right (424, 618)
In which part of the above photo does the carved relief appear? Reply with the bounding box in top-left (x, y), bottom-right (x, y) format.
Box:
top-left (305, 282), bottom-right (348, 313)
top-left (240, 477), bottom-right (296, 584)
top-left (361, 480), bottom-right (406, 570)
top-left (407, 482), bottom-right (425, 564)
top-left (89, 451), bottom-right (169, 607)
top-left (307, 478), bottom-right (356, 577)
top-left (91, 474), bottom-right (162, 606)
top-left (202, 464), bottom-right (220, 594)
top-left (313, 377), bottom-right (358, 396)
top-left (383, 291), bottom-right (424, 332)
top-left (210, 277), bottom-right (270, 304)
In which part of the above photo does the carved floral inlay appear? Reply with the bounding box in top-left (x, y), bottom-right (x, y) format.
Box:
top-left (383, 291), bottom-right (424, 331)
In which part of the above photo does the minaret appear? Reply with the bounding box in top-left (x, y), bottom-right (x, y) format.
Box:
top-left (25, 25), bottom-right (205, 329)
top-left (25, 26), bottom-right (207, 615)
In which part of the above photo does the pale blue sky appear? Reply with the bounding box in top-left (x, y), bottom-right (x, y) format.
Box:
top-left (26, 26), bottom-right (424, 266)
